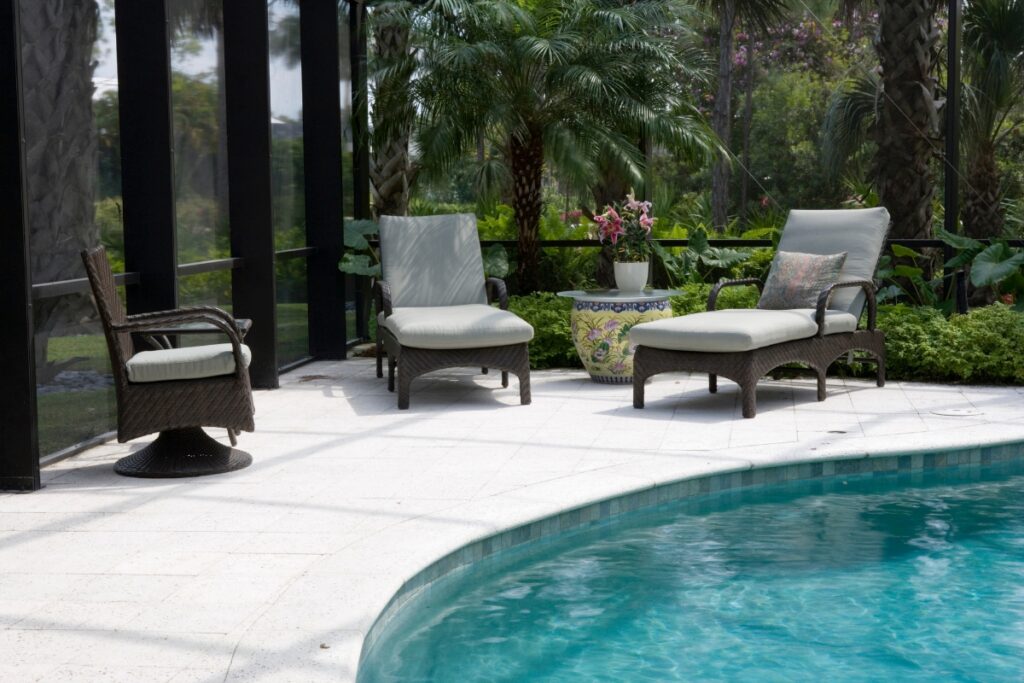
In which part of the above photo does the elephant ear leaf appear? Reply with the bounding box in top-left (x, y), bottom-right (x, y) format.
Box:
top-left (344, 219), bottom-right (378, 251)
top-left (338, 253), bottom-right (381, 278)
top-left (482, 244), bottom-right (510, 278)
top-left (687, 227), bottom-right (709, 256)
top-left (970, 242), bottom-right (1024, 288)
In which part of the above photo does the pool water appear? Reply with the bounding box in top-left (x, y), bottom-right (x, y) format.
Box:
top-left (359, 463), bottom-right (1024, 682)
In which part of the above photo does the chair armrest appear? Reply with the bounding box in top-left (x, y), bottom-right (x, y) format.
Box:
top-left (815, 280), bottom-right (877, 335)
top-left (485, 277), bottom-right (509, 310)
top-left (113, 311), bottom-right (248, 379)
top-left (708, 278), bottom-right (763, 311)
top-left (374, 279), bottom-right (393, 318)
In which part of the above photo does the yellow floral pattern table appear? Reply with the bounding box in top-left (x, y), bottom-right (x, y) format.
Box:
top-left (557, 290), bottom-right (679, 384)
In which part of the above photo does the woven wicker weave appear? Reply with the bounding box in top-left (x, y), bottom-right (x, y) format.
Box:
top-left (81, 247), bottom-right (255, 475)
top-left (634, 278), bottom-right (886, 418)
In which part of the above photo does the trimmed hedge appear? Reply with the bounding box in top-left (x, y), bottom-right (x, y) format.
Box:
top-left (510, 288), bottom-right (1024, 384)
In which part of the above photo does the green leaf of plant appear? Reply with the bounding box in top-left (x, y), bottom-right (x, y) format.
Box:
top-left (970, 243), bottom-right (1024, 287)
top-left (935, 227), bottom-right (983, 252)
top-left (687, 227), bottom-right (709, 256)
top-left (343, 219), bottom-right (378, 251)
top-left (893, 264), bottom-right (924, 278)
top-left (890, 244), bottom-right (921, 259)
top-left (482, 244), bottom-right (510, 278)
top-left (338, 253), bottom-right (381, 277)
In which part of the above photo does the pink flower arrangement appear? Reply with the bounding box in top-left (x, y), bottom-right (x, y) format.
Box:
top-left (595, 192), bottom-right (654, 263)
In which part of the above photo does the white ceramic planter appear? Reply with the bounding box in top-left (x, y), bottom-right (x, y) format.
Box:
top-left (613, 261), bottom-right (649, 292)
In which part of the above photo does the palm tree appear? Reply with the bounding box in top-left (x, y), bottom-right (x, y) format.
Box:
top-left (961, 0), bottom-right (1024, 239)
top-left (696, 0), bottom-right (787, 232)
top-left (367, 0), bottom-right (416, 218)
top-left (413, 0), bottom-right (719, 291)
top-left (824, 0), bottom-right (942, 240)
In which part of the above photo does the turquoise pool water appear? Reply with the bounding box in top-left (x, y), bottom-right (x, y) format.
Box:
top-left (359, 463), bottom-right (1024, 682)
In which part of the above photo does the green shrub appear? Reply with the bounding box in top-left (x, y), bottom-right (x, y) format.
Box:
top-left (669, 282), bottom-right (761, 315)
top-left (507, 293), bottom-right (581, 369)
top-left (877, 304), bottom-right (1024, 383)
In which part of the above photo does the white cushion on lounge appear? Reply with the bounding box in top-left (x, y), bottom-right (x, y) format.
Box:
top-left (629, 308), bottom-right (858, 353)
top-left (379, 214), bottom-right (489, 309)
top-left (775, 207), bottom-right (889, 316)
top-left (382, 305), bottom-right (534, 350)
top-left (126, 343), bottom-right (251, 383)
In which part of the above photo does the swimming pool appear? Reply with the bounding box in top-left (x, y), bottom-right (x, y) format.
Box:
top-left (359, 460), bottom-right (1024, 682)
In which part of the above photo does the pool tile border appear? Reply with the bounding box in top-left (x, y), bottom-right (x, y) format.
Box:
top-left (360, 439), bottom-right (1024, 665)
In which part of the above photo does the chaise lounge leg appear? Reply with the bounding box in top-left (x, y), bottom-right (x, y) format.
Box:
top-left (740, 382), bottom-right (757, 418)
top-left (876, 356), bottom-right (886, 387)
top-left (633, 376), bottom-right (646, 409)
top-left (709, 374), bottom-right (717, 394)
top-left (397, 364), bottom-right (412, 409)
top-left (518, 370), bottom-right (531, 405)
top-left (387, 356), bottom-right (396, 393)
top-left (816, 370), bottom-right (827, 401)
top-left (502, 371), bottom-right (509, 388)
top-left (376, 331), bottom-right (384, 378)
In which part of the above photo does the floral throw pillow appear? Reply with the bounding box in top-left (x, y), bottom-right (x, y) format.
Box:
top-left (757, 251), bottom-right (848, 310)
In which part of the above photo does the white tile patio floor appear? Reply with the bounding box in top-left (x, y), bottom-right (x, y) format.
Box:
top-left (3, 358), bottom-right (1024, 682)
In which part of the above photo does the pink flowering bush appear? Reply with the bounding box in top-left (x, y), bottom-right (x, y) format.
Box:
top-left (594, 193), bottom-right (654, 262)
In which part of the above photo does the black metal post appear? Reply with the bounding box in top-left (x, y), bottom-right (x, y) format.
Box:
top-left (350, 0), bottom-right (371, 222)
top-left (945, 0), bottom-right (966, 313)
top-left (224, 0), bottom-right (278, 387)
top-left (0, 0), bottom-right (41, 491)
top-left (115, 0), bottom-right (179, 315)
top-left (351, 0), bottom-right (371, 340)
top-left (301, 0), bottom-right (347, 358)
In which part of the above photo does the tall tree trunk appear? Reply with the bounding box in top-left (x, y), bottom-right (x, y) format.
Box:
top-left (510, 130), bottom-right (545, 293)
top-left (739, 57), bottom-right (755, 229)
top-left (711, 0), bottom-right (736, 232)
top-left (963, 144), bottom-right (1004, 239)
top-left (873, 0), bottom-right (941, 240)
top-left (19, 0), bottom-right (101, 381)
top-left (369, 8), bottom-right (412, 218)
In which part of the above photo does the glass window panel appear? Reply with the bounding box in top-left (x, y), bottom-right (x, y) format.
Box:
top-left (269, 0), bottom-right (306, 251)
top-left (169, 0), bottom-right (231, 272)
top-left (18, 0), bottom-right (124, 455)
top-left (276, 259), bottom-right (310, 366)
top-left (179, 271), bottom-right (233, 309)
top-left (35, 292), bottom-right (118, 457)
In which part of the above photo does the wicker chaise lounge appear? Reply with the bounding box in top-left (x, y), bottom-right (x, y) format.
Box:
top-left (630, 208), bottom-right (890, 418)
top-left (82, 247), bottom-right (255, 477)
top-left (375, 214), bottom-right (534, 409)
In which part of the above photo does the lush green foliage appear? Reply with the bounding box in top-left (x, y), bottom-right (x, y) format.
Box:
top-left (507, 293), bottom-right (581, 369)
top-left (669, 282), bottom-right (761, 315)
top-left (876, 304), bottom-right (1024, 383)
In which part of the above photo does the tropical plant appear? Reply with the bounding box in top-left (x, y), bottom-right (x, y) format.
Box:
top-left (960, 0), bottom-right (1024, 239)
top-left (696, 0), bottom-right (788, 231)
top-left (651, 226), bottom-right (752, 285)
top-left (940, 228), bottom-right (1024, 307)
top-left (412, 0), bottom-right (720, 292)
top-left (824, 0), bottom-right (943, 240)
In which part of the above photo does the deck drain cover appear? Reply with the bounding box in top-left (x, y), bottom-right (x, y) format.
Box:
top-left (930, 408), bottom-right (983, 417)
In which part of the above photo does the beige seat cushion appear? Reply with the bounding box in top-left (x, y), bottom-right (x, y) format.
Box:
top-left (126, 343), bottom-right (252, 383)
top-left (382, 304), bottom-right (534, 350)
top-left (629, 308), bottom-right (858, 353)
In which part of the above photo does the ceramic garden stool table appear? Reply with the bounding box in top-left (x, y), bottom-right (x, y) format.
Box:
top-left (557, 289), bottom-right (680, 384)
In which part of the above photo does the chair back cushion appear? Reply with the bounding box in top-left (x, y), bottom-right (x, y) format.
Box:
top-left (773, 207), bottom-right (890, 316)
top-left (379, 214), bottom-right (488, 308)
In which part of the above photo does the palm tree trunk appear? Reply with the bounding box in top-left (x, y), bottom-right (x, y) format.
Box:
top-left (369, 9), bottom-right (412, 218)
top-left (963, 145), bottom-right (1004, 239)
top-left (873, 0), bottom-right (941, 240)
top-left (739, 58), bottom-right (755, 228)
top-left (510, 130), bottom-right (545, 293)
top-left (19, 0), bottom-right (101, 381)
top-left (711, 0), bottom-right (736, 232)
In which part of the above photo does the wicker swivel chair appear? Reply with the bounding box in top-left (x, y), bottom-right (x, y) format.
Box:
top-left (81, 247), bottom-right (255, 477)
top-left (374, 214), bottom-right (534, 409)
top-left (630, 208), bottom-right (890, 418)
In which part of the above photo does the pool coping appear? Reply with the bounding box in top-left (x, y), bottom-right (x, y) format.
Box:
top-left (357, 437), bottom-right (1024, 674)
